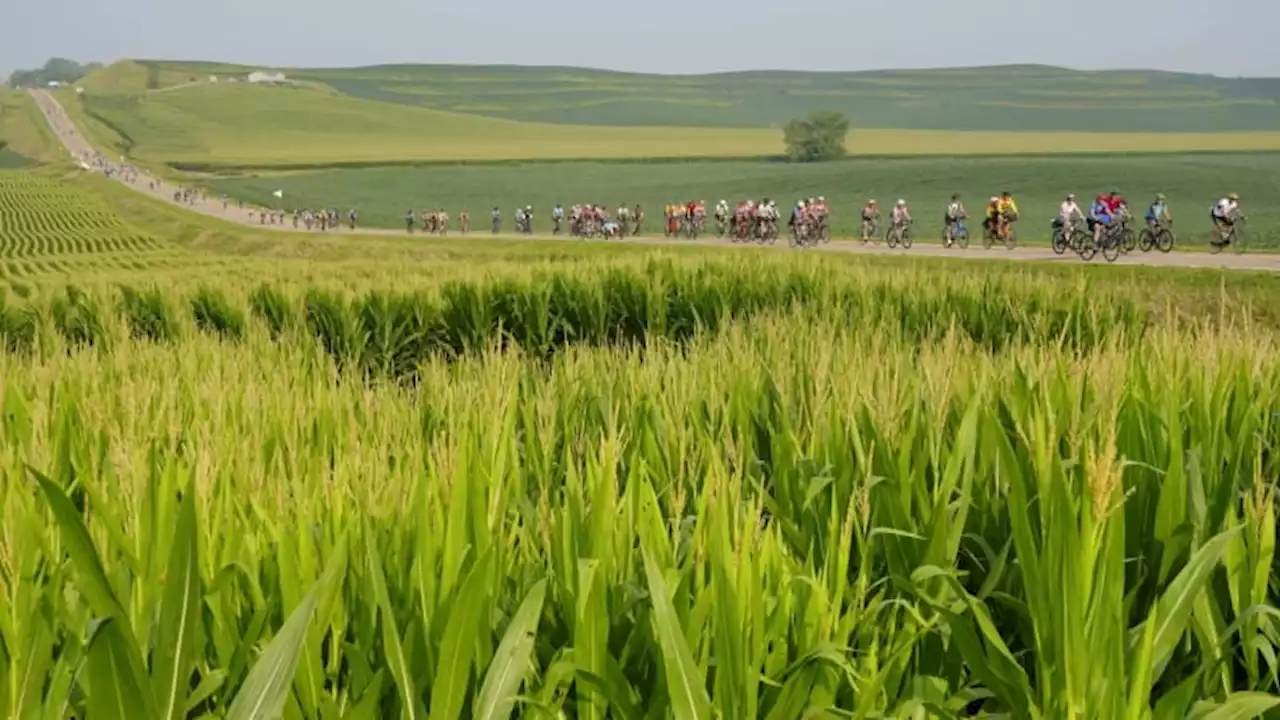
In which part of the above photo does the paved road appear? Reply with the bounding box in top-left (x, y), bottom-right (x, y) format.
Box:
top-left (28, 89), bottom-right (1280, 274)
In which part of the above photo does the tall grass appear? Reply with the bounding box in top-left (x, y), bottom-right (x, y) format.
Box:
top-left (13, 259), bottom-right (1171, 383)
top-left (50, 284), bottom-right (109, 350)
top-left (189, 285), bottom-right (246, 341)
top-left (1, 302), bottom-right (1277, 717)
top-left (0, 290), bottom-right (35, 354)
top-left (117, 284), bottom-right (180, 342)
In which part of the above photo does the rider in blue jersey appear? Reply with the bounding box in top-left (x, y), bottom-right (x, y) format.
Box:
top-left (1089, 194), bottom-right (1114, 243)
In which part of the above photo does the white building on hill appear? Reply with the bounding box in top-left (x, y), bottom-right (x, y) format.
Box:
top-left (247, 71), bottom-right (288, 85)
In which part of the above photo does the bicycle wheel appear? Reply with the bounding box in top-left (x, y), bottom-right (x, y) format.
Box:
top-left (1003, 227), bottom-right (1017, 250)
top-left (1138, 228), bottom-right (1155, 252)
top-left (982, 230), bottom-right (994, 250)
top-left (1078, 233), bottom-right (1097, 261)
top-left (885, 228), bottom-right (898, 248)
top-left (1052, 229), bottom-right (1068, 255)
top-left (956, 229), bottom-right (969, 249)
top-left (1120, 228), bottom-right (1136, 253)
top-left (1232, 224), bottom-right (1246, 254)
top-left (902, 227), bottom-right (914, 249)
top-left (1156, 228), bottom-right (1174, 253)
top-left (1102, 233), bottom-right (1121, 263)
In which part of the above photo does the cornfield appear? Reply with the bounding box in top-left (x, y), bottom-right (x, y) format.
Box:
top-left (0, 171), bottom-right (211, 281)
top-left (1, 252), bottom-right (1279, 719)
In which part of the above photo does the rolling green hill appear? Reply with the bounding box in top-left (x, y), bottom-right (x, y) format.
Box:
top-left (137, 60), bottom-right (1280, 132)
top-left (48, 60), bottom-right (1280, 171)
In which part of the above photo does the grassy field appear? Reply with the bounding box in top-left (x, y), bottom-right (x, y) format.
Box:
top-left (133, 60), bottom-right (1280, 132)
top-left (51, 62), bottom-right (1280, 171)
top-left (0, 87), bottom-right (62, 164)
top-left (210, 152), bottom-right (1280, 248)
top-left (2, 164), bottom-right (1280, 715)
top-left (63, 83), bottom-right (779, 168)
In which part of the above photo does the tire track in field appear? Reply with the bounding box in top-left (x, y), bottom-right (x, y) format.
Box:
top-left (27, 89), bottom-right (1280, 274)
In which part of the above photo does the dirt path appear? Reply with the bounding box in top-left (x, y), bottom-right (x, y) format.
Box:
top-left (27, 89), bottom-right (1280, 274)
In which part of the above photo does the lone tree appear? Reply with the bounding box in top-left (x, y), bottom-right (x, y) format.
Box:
top-left (783, 110), bottom-right (850, 162)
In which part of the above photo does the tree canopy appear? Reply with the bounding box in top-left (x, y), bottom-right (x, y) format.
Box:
top-left (783, 110), bottom-right (850, 163)
top-left (8, 58), bottom-right (101, 88)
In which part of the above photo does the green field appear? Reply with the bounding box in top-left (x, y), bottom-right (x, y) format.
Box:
top-left (49, 61), bottom-right (1280, 171)
top-left (137, 59), bottom-right (1280, 132)
top-left (0, 87), bottom-right (61, 164)
top-left (3, 165), bottom-right (1280, 716)
top-left (211, 152), bottom-right (1280, 247)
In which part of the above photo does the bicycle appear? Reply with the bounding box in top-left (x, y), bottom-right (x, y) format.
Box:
top-left (982, 218), bottom-right (1017, 250)
top-left (1209, 216), bottom-right (1247, 254)
top-left (1051, 219), bottom-right (1089, 256)
top-left (1099, 219), bottom-right (1134, 263)
top-left (860, 218), bottom-right (880, 243)
top-left (943, 218), bottom-right (969, 249)
top-left (1137, 220), bottom-right (1175, 253)
top-left (885, 220), bottom-right (913, 249)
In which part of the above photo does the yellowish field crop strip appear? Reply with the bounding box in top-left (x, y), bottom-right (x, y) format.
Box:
top-left (61, 82), bottom-right (1280, 169)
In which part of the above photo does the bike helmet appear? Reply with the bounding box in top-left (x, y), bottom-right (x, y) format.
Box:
top-left (1109, 187), bottom-right (1120, 195)
top-left (896, 199), bottom-right (906, 206)
top-left (868, 199), bottom-right (877, 205)
top-left (818, 196), bottom-right (825, 202)
top-left (1228, 192), bottom-right (1240, 201)
top-left (990, 196), bottom-right (999, 203)
top-left (1156, 193), bottom-right (1166, 201)
top-left (1066, 193), bottom-right (1076, 200)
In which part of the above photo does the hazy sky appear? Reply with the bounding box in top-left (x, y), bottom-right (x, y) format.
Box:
top-left (5, 0), bottom-right (1278, 78)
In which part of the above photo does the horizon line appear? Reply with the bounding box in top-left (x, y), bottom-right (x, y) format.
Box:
top-left (85, 58), bottom-right (1280, 81)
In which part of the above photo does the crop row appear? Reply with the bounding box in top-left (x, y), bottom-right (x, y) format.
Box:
top-left (0, 172), bottom-right (146, 243)
top-left (0, 232), bottom-right (166, 258)
top-left (0, 258), bottom-right (1160, 369)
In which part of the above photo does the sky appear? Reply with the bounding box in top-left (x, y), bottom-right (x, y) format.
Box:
top-left (4, 0), bottom-right (1279, 78)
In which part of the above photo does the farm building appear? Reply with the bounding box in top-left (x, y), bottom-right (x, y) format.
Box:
top-left (247, 71), bottom-right (288, 85)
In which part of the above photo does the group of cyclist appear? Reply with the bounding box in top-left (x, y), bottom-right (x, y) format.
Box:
top-left (408, 190), bottom-right (1243, 250)
top-left (915, 189), bottom-right (1245, 249)
top-left (1051, 189), bottom-right (1244, 247)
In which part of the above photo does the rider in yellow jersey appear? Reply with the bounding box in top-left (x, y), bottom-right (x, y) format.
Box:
top-left (996, 191), bottom-right (1019, 239)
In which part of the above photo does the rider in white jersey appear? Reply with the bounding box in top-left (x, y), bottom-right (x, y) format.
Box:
top-left (892, 199), bottom-right (911, 226)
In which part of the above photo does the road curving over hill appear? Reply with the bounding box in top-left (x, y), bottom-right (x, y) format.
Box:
top-left (27, 89), bottom-right (1280, 274)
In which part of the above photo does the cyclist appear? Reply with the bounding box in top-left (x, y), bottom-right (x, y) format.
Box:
top-left (1089, 194), bottom-right (1114, 243)
top-left (1058, 193), bottom-right (1083, 235)
top-left (1145, 193), bottom-right (1171, 229)
top-left (944, 193), bottom-right (967, 244)
top-left (891, 199), bottom-right (912, 230)
top-left (996, 191), bottom-right (1019, 240)
top-left (983, 196), bottom-right (1000, 237)
top-left (1210, 192), bottom-right (1241, 244)
top-left (860, 199), bottom-right (880, 239)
